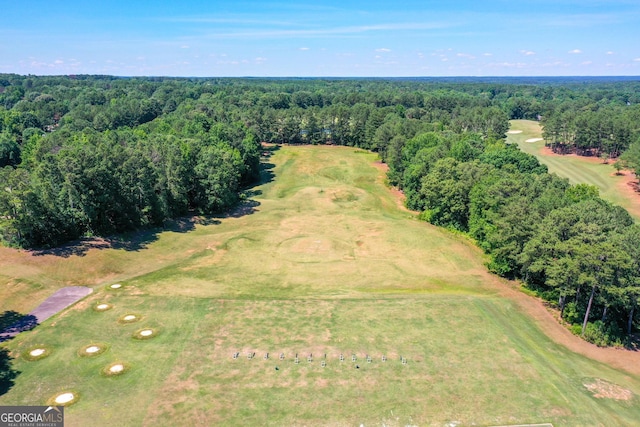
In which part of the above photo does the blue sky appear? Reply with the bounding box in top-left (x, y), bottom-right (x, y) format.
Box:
top-left (2, 0), bottom-right (639, 76)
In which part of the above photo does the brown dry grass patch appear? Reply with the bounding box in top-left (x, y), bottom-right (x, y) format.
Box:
top-left (584, 378), bottom-right (634, 400)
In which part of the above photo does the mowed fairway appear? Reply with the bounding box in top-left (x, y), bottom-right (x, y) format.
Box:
top-left (508, 119), bottom-right (640, 220)
top-left (2, 146), bottom-right (640, 426)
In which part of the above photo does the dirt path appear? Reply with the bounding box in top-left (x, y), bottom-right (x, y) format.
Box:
top-left (0, 286), bottom-right (93, 341)
top-left (371, 161), bottom-right (418, 214)
top-left (376, 158), bottom-right (640, 377)
top-left (496, 279), bottom-right (640, 376)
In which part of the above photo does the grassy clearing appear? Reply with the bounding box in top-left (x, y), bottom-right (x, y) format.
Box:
top-left (2, 145), bottom-right (640, 425)
top-left (508, 119), bottom-right (640, 220)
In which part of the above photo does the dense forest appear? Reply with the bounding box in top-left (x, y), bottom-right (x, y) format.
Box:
top-left (1, 74), bottom-right (640, 346)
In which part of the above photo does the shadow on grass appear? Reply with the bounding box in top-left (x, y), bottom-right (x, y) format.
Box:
top-left (0, 347), bottom-right (19, 396)
top-left (626, 334), bottom-right (640, 352)
top-left (214, 199), bottom-right (261, 219)
top-left (28, 157), bottom-right (277, 258)
top-left (0, 311), bottom-right (38, 343)
top-left (28, 216), bottom-right (220, 258)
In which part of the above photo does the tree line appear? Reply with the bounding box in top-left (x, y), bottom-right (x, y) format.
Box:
top-left (1, 74), bottom-right (640, 345)
top-left (541, 104), bottom-right (640, 158)
top-left (388, 125), bottom-right (640, 346)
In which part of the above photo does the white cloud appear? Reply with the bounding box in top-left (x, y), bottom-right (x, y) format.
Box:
top-left (634, 58), bottom-right (640, 62)
top-left (200, 22), bottom-right (452, 40)
top-left (375, 48), bottom-right (391, 52)
top-left (299, 47), bottom-right (310, 51)
top-left (456, 53), bottom-right (476, 59)
top-left (492, 62), bottom-right (523, 68)
top-left (181, 45), bottom-right (190, 49)
top-left (581, 61), bottom-right (593, 65)
top-left (568, 49), bottom-right (582, 54)
top-left (520, 50), bottom-right (536, 56)
top-left (483, 53), bottom-right (493, 57)
top-left (606, 51), bottom-right (615, 55)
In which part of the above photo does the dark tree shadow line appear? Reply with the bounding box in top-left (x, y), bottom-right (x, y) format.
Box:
top-left (0, 347), bottom-right (18, 396)
top-left (27, 157), bottom-right (276, 258)
top-left (0, 311), bottom-right (30, 396)
top-left (0, 311), bottom-right (38, 342)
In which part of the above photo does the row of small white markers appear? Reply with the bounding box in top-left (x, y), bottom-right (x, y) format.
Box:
top-left (232, 352), bottom-right (408, 365)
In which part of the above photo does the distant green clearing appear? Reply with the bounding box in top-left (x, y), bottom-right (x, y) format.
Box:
top-left (2, 145), bottom-right (640, 426)
top-left (508, 119), bottom-right (640, 220)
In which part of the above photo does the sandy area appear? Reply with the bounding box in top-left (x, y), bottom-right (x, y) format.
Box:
top-left (507, 130), bottom-right (523, 134)
top-left (30, 348), bottom-right (45, 357)
top-left (110, 284), bottom-right (122, 289)
top-left (85, 346), bottom-right (100, 354)
top-left (123, 315), bottom-right (136, 321)
top-left (140, 329), bottom-right (154, 337)
top-left (525, 138), bottom-right (543, 143)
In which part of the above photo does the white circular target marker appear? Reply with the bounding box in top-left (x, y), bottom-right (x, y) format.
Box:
top-left (54, 393), bottom-right (75, 404)
top-left (30, 348), bottom-right (45, 357)
top-left (109, 364), bottom-right (124, 373)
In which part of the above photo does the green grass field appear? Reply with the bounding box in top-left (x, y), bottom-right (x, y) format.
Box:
top-left (508, 119), bottom-right (640, 220)
top-left (2, 145), bottom-right (640, 426)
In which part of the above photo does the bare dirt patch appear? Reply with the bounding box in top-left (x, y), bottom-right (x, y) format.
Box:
top-left (371, 161), bottom-right (417, 214)
top-left (539, 147), bottom-right (640, 218)
top-left (584, 379), bottom-right (634, 400)
top-left (374, 152), bottom-right (640, 377)
top-left (540, 147), bottom-right (603, 164)
top-left (618, 173), bottom-right (640, 218)
top-left (494, 278), bottom-right (640, 376)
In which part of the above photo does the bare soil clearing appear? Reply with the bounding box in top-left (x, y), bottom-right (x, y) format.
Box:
top-left (510, 119), bottom-right (640, 220)
top-left (538, 146), bottom-right (640, 219)
top-left (384, 166), bottom-right (640, 376)
top-left (499, 279), bottom-right (640, 376)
